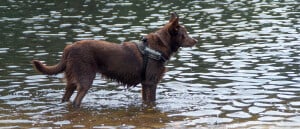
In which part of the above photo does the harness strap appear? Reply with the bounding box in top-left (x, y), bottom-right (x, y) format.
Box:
top-left (135, 37), bottom-right (167, 81)
top-left (135, 41), bottom-right (147, 81)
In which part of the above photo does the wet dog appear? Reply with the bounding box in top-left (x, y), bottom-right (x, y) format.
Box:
top-left (32, 12), bottom-right (198, 107)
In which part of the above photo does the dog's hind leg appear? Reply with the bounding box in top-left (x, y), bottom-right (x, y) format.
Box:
top-left (72, 71), bottom-right (96, 108)
top-left (62, 82), bottom-right (77, 102)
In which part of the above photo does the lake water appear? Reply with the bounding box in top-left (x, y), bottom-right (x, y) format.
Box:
top-left (0, 0), bottom-right (299, 128)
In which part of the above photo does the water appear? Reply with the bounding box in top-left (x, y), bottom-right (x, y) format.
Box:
top-left (0, 0), bottom-right (299, 128)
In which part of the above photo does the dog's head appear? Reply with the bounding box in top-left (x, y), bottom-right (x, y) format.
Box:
top-left (156, 12), bottom-right (198, 52)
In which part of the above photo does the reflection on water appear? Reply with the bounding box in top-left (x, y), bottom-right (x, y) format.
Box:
top-left (0, 0), bottom-right (300, 128)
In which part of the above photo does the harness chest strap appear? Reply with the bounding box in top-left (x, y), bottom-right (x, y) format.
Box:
top-left (135, 39), bottom-right (167, 63)
top-left (135, 38), bottom-right (167, 80)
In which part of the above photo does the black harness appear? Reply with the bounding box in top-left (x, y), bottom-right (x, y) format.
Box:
top-left (135, 37), bottom-right (167, 81)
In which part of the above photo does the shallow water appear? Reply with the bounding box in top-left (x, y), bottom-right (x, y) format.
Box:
top-left (0, 0), bottom-right (300, 128)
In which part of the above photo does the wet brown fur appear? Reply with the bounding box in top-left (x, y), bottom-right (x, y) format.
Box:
top-left (32, 13), bottom-right (198, 107)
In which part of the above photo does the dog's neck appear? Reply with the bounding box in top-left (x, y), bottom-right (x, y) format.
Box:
top-left (146, 32), bottom-right (179, 60)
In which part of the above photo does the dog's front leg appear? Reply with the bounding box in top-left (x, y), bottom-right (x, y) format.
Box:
top-left (141, 82), bottom-right (157, 104)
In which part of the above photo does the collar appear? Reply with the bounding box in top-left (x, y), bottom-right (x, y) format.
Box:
top-left (135, 37), bottom-right (167, 63)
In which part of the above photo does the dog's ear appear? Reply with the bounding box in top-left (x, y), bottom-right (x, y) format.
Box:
top-left (169, 12), bottom-right (179, 26)
top-left (169, 12), bottom-right (178, 22)
top-left (168, 12), bottom-right (179, 35)
top-left (155, 12), bottom-right (179, 48)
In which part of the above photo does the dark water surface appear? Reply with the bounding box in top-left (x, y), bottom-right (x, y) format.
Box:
top-left (0, 0), bottom-right (300, 128)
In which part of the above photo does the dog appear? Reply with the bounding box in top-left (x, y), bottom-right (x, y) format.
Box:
top-left (32, 12), bottom-right (198, 107)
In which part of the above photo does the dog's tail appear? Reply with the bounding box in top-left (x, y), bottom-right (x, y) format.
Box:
top-left (32, 47), bottom-right (69, 75)
top-left (32, 59), bottom-right (66, 75)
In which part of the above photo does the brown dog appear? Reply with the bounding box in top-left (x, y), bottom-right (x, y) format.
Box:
top-left (32, 12), bottom-right (197, 107)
